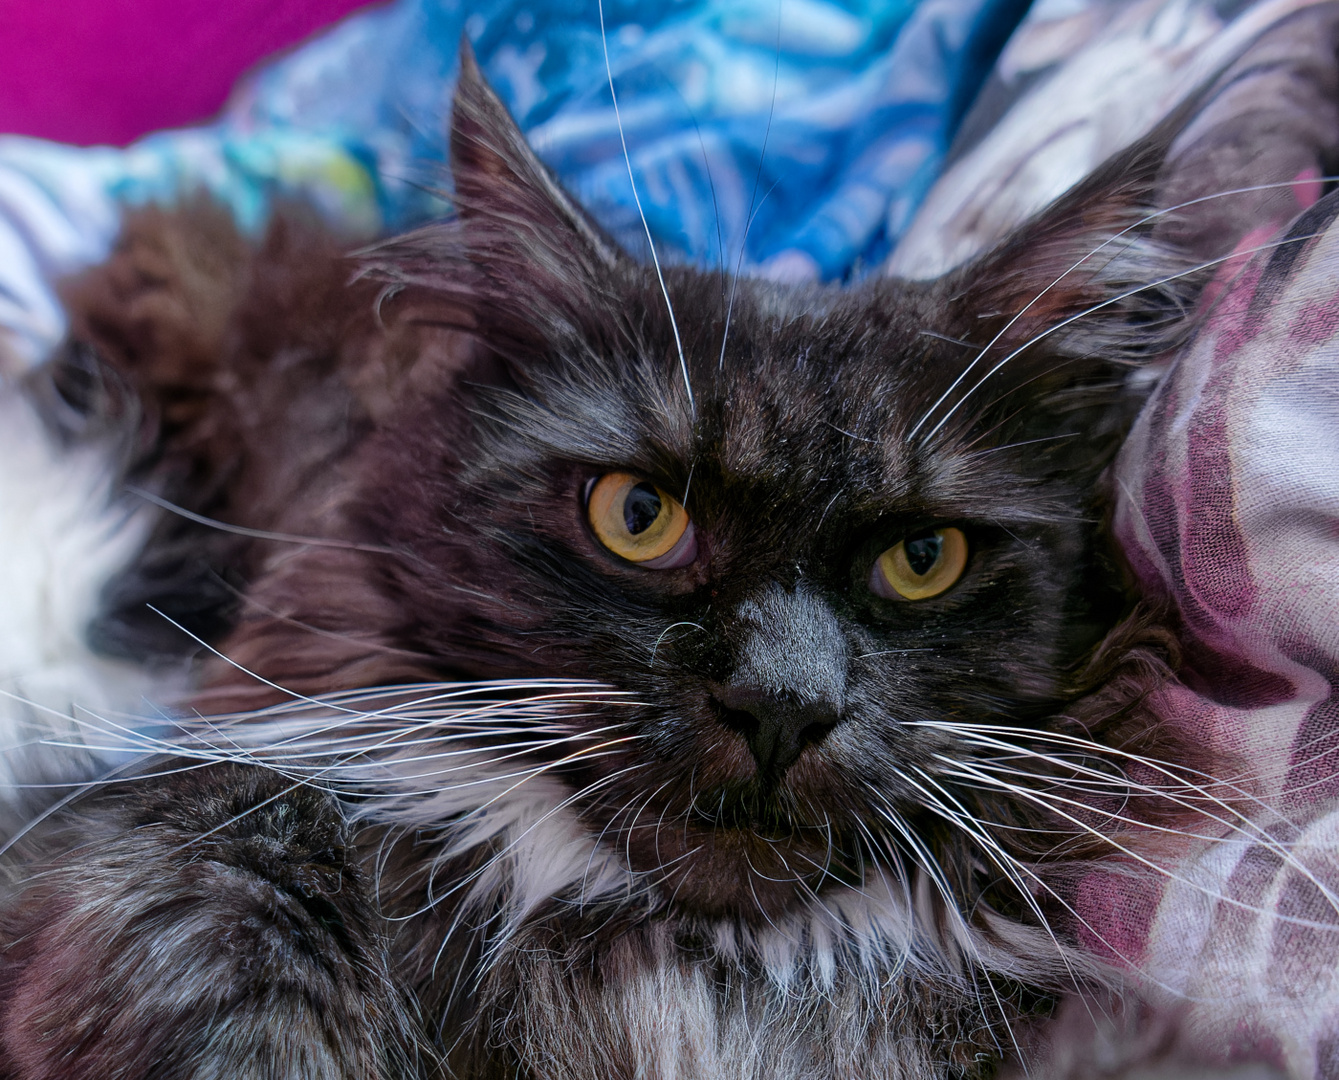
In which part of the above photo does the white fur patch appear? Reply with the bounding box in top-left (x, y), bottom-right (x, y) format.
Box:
top-left (0, 391), bottom-right (157, 802)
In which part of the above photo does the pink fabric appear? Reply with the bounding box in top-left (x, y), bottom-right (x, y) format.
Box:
top-left (1087, 188), bottom-right (1339, 1076)
top-left (0, 0), bottom-right (382, 146)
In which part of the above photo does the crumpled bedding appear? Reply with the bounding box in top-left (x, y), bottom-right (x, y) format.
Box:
top-left (0, 0), bottom-right (1026, 371)
top-left (1112, 193), bottom-right (1339, 1074)
top-left (6, 0), bottom-right (1339, 1075)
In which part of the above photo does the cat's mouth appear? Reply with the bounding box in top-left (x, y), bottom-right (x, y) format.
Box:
top-left (605, 717), bottom-right (865, 919)
top-left (689, 787), bottom-right (794, 835)
top-left (549, 688), bottom-right (869, 919)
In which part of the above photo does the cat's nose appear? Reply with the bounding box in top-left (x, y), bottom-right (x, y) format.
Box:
top-left (713, 684), bottom-right (841, 775)
top-left (715, 582), bottom-right (847, 776)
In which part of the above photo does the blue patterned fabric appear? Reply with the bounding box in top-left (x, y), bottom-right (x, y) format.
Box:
top-left (0, 0), bottom-right (1029, 369)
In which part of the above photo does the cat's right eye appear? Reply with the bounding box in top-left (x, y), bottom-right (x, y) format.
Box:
top-left (586, 472), bottom-right (697, 569)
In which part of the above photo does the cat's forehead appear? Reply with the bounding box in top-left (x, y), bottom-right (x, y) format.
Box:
top-left (597, 290), bottom-right (965, 505)
top-left (711, 353), bottom-right (911, 484)
top-left (503, 271), bottom-right (1006, 514)
top-left (699, 285), bottom-right (944, 486)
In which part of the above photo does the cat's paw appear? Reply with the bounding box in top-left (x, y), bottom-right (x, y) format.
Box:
top-left (0, 763), bottom-right (431, 1079)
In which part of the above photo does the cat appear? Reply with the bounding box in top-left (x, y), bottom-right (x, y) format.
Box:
top-left (0, 46), bottom-right (1218, 1080)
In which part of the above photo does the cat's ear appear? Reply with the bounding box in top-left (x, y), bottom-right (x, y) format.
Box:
top-left (449, 42), bottom-right (622, 278)
top-left (912, 124), bottom-right (1213, 473)
top-left (361, 42), bottom-right (625, 361)
top-left (940, 128), bottom-right (1203, 369)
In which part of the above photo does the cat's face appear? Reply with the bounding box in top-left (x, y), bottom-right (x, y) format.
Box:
top-left (347, 53), bottom-right (1184, 919)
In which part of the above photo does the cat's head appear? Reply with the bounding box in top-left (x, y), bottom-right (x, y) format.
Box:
top-left (265, 51), bottom-right (1197, 921)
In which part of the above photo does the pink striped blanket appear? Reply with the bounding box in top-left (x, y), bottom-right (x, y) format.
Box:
top-left (1099, 184), bottom-right (1339, 1078)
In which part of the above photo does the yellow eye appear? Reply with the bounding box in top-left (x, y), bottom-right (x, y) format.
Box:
top-left (587, 472), bottom-right (696, 568)
top-left (872, 527), bottom-right (968, 600)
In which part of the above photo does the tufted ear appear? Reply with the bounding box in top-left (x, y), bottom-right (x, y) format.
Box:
top-left (449, 43), bottom-right (622, 277)
top-left (362, 42), bottom-right (626, 363)
top-left (904, 121), bottom-right (1219, 479)
top-left (912, 44), bottom-right (1325, 447)
top-left (950, 129), bottom-right (1206, 366)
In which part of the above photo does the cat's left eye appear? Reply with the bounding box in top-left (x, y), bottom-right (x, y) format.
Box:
top-left (587, 472), bottom-right (697, 569)
top-left (870, 527), bottom-right (968, 600)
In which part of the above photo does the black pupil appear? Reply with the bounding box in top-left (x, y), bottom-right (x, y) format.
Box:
top-left (904, 533), bottom-right (942, 576)
top-left (623, 483), bottom-right (663, 535)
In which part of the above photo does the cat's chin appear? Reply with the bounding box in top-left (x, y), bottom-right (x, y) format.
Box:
top-left (621, 814), bottom-right (859, 921)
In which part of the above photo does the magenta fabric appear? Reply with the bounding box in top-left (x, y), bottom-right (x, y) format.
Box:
top-left (0, 0), bottom-right (383, 146)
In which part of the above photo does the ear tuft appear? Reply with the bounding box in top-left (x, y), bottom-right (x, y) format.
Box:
top-left (947, 130), bottom-right (1205, 369)
top-left (358, 40), bottom-right (624, 361)
top-left (910, 120), bottom-right (1217, 472)
top-left (450, 42), bottom-right (588, 244)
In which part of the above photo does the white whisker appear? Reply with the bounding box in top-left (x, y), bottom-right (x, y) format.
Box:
top-left (904, 766), bottom-right (1095, 1004)
top-left (717, 5), bottom-right (782, 373)
top-left (597, 0), bottom-right (692, 415)
top-left (918, 719), bottom-right (1339, 908)
top-left (126, 485), bottom-right (403, 557)
top-left (920, 229), bottom-right (1322, 445)
top-left (941, 759), bottom-right (1339, 931)
top-left (915, 719), bottom-right (1301, 832)
top-left (648, 621), bottom-right (707, 668)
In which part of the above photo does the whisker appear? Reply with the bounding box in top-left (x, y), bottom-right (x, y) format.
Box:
top-left (419, 760), bottom-right (659, 999)
top-left (963, 432), bottom-right (1080, 458)
top-left (222, 583), bottom-right (435, 662)
top-left (871, 805), bottom-right (1019, 1029)
top-left (917, 329), bottom-right (974, 349)
top-left (941, 759), bottom-right (1339, 930)
top-left (718, 175), bottom-right (786, 371)
top-left (933, 729), bottom-right (1325, 881)
top-left (597, 0), bottom-right (692, 415)
top-left (902, 766), bottom-right (1096, 1002)
top-left (648, 621), bottom-right (707, 668)
top-left (217, 725), bottom-right (635, 784)
top-left (126, 485), bottom-right (403, 557)
top-left (876, 789), bottom-right (1168, 1010)
top-left (145, 605), bottom-right (397, 716)
top-left (263, 739), bottom-right (643, 803)
top-left (717, 0), bottom-right (783, 373)
top-left (894, 774), bottom-right (1167, 1002)
top-left (424, 761), bottom-right (654, 939)
top-left (918, 719), bottom-right (1302, 833)
top-left (909, 175), bottom-right (1339, 444)
top-left (863, 784), bottom-right (969, 944)
top-left (579, 781), bottom-right (665, 908)
top-left (914, 719), bottom-right (1277, 801)
top-left (920, 229), bottom-right (1322, 445)
top-left (665, 93), bottom-right (727, 291)
top-left (821, 420), bottom-right (877, 444)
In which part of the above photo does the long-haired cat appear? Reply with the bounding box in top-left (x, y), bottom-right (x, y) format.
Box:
top-left (0, 48), bottom-right (1222, 1079)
